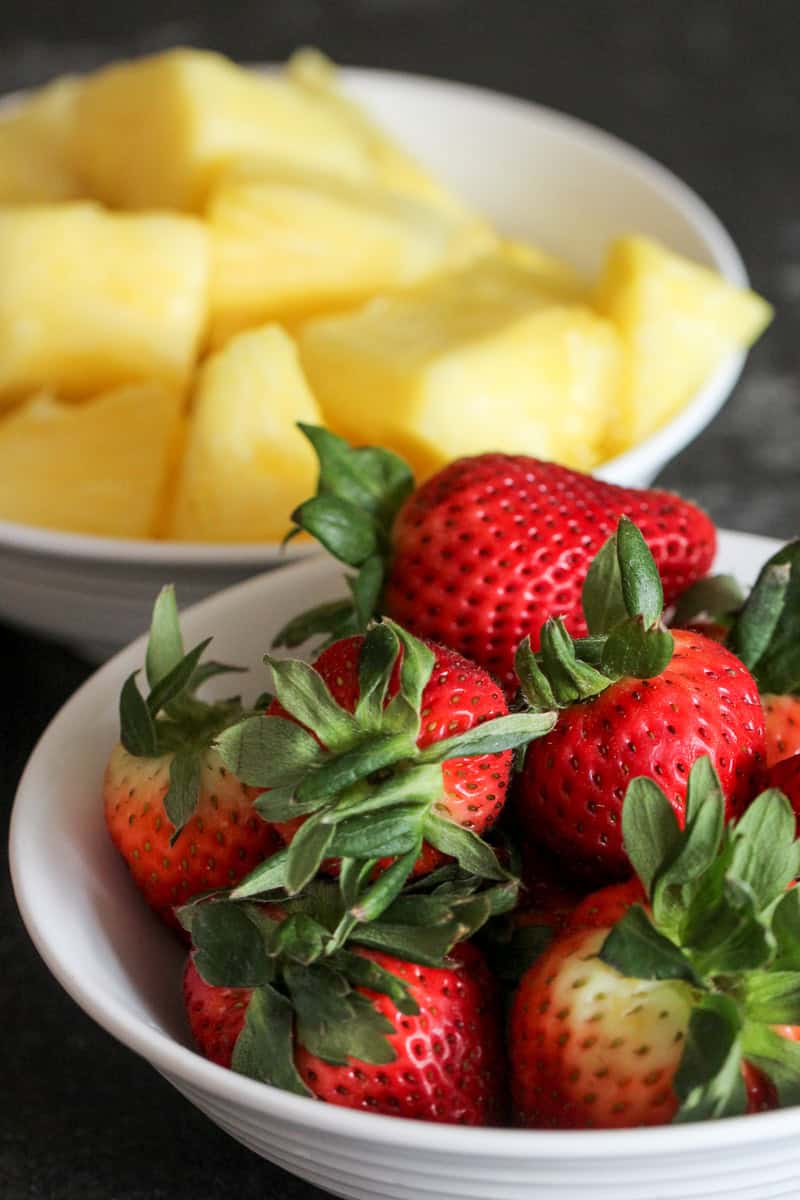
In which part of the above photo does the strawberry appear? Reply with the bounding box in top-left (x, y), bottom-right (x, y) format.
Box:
top-left (105, 747), bottom-right (280, 927)
top-left (216, 619), bottom-right (553, 929)
top-left (279, 426), bottom-right (716, 694)
top-left (515, 518), bottom-right (765, 881)
top-left (763, 695), bottom-right (800, 767)
top-left (103, 587), bottom-right (280, 927)
top-left (510, 759), bottom-right (800, 1129)
top-left (510, 922), bottom-right (689, 1128)
top-left (766, 753), bottom-right (800, 830)
top-left (179, 876), bottom-right (509, 1124)
top-left (269, 634), bottom-right (520, 864)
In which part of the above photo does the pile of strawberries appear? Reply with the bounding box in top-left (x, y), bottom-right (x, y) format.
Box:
top-left (104, 426), bottom-right (800, 1130)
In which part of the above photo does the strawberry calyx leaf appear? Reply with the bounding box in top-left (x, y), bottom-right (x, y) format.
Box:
top-left (598, 755), bottom-right (800, 1121)
top-left (217, 619), bottom-right (553, 920)
top-left (118, 586), bottom-right (247, 844)
top-left (231, 983), bottom-right (309, 1096)
top-left (673, 994), bottom-right (746, 1122)
top-left (725, 540), bottom-right (800, 694)
top-left (582, 516), bottom-right (666, 635)
top-left (181, 869), bottom-right (511, 1091)
top-left (516, 517), bottom-right (674, 711)
top-left (274, 426), bottom-right (414, 651)
top-left (741, 1023), bottom-right (800, 1108)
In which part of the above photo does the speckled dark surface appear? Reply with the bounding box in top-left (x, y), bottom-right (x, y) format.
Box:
top-left (2, 2), bottom-right (798, 1197)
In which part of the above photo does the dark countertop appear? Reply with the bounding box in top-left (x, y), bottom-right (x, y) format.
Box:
top-left (2, 2), bottom-right (798, 1197)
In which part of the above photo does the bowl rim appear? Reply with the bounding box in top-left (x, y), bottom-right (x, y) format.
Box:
top-left (12, 530), bottom-right (800, 1158)
top-left (0, 63), bottom-right (748, 565)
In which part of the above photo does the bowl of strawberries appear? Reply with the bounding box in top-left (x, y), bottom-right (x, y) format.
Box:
top-left (12, 431), bottom-right (800, 1200)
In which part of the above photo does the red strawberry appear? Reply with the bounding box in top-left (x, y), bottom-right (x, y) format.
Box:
top-left (103, 586), bottom-right (280, 928)
top-left (105, 747), bottom-right (280, 928)
top-left (184, 938), bottom-right (506, 1125)
top-left (217, 619), bottom-right (553, 918)
top-left (387, 457), bottom-right (715, 692)
top-left (515, 519), bottom-right (765, 882)
top-left (763, 695), bottom-right (800, 767)
top-left (295, 943), bottom-right (505, 1123)
top-left (766, 753), bottom-right (800, 831)
top-left (271, 635), bottom-right (513, 860)
top-left (282, 427), bottom-right (716, 694)
top-left (510, 768), bottom-right (800, 1129)
top-left (519, 629), bottom-right (765, 880)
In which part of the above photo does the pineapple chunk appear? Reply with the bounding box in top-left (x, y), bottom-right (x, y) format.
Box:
top-left (595, 235), bottom-right (773, 453)
top-left (169, 325), bottom-right (323, 542)
top-left (207, 164), bottom-right (496, 346)
top-left (500, 239), bottom-right (587, 301)
top-left (73, 49), bottom-right (376, 211)
top-left (0, 384), bottom-right (181, 538)
top-left (287, 48), bottom-right (470, 218)
top-left (0, 203), bottom-right (208, 407)
top-left (299, 255), bottom-right (621, 479)
top-left (0, 77), bottom-right (83, 203)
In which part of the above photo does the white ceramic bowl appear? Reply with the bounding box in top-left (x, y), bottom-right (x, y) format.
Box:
top-left (0, 66), bottom-right (749, 661)
top-left (12, 529), bottom-right (800, 1200)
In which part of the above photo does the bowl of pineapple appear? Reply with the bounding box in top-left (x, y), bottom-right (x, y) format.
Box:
top-left (0, 49), bottom-right (770, 659)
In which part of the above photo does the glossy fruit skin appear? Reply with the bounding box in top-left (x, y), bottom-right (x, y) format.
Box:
top-left (766, 753), bottom-right (800, 832)
top-left (383, 454), bottom-right (717, 694)
top-left (517, 630), bottom-right (766, 882)
top-left (104, 745), bottom-right (281, 928)
top-left (509, 911), bottom-right (800, 1129)
top-left (509, 925), bottom-right (688, 1128)
top-left (565, 877), bottom-right (646, 930)
top-left (184, 941), bottom-right (506, 1125)
top-left (763, 694), bottom-right (800, 767)
top-left (271, 635), bottom-right (512, 865)
top-left (742, 1061), bottom-right (778, 1113)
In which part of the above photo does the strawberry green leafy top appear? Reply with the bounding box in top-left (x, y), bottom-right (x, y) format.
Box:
top-left (277, 423), bottom-right (413, 649)
top-left (118, 585), bottom-right (247, 844)
top-left (602, 757), bottom-right (800, 1120)
top-left (216, 618), bottom-right (555, 937)
top-left (515, 515), bottom-right (675, 708)
top-left (179, 868), bottom-right (514, 1096)
top-left (675, 539), bottom-right (800, 695)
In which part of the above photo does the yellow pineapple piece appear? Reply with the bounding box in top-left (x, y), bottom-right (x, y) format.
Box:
top-left (169, 325), bottom-right (323, 542)
top-left (73, 49), bottom-right (377, 211)
top-left (0, 203), bottom-right (209, 407)
top-left (299, 255), bottom-right (621, 479)
top-left (287, 48), bottom-right (469, 217)
top-left (207, 164), bottom-right (496, 346)
top-left (500, 239), bottom-right (587, 301)
top-left (595, 235), bottom-right (773, 453)
top-left (0, 76), bottom-right (83, 203)
top-left (0, 384), bottom-right (181, 538)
